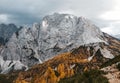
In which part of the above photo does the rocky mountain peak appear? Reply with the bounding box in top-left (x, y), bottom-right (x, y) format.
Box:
top-left (0, 13), bottom-right (115, 74)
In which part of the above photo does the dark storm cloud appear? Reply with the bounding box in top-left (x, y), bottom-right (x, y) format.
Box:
top-left (0, 0), bottom-right (68, 25)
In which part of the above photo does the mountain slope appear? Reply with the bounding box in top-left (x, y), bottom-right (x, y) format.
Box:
top-left (14, 38), bottom-right (120, 83)
top-left (0, 13), bottom-right (109, 73)
top-left (0, 13), bottom-right (119, 83)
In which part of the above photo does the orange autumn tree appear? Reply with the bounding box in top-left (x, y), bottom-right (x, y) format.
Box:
top-left (35, 64), bottom-right (75, 83)
top-left (67, 69), bottom-right (74, 77)
top-left (57, 63), bottom-right (74, 79)
top-left (57, 64), bottom-right (65, 79)
top-left (34, 75), bottom-right (46, 83)
top-left (45, 67), bottom-right (58, 83)
top-left (14, 73), bottom-right (28, 83)
top-left (34, 67), bottom-right (58, 83)
top-left (15, 78), bottom-right (28, 83)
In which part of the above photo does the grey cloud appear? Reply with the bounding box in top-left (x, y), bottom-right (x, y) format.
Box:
top-left (0, 0), bottom-right (117, 28)
top-left (0, 0), bottom-right (119, 35)
top-left (0, 0), bottom-right (67, 25)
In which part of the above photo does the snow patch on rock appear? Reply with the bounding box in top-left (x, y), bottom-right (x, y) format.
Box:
top-left (70, 64), bottom-right (76, 69)
top-left (42, 20), bottom-right (48, 31)
top-left (88, 56), bottom-right (94, 61)
top-left (100, 48), bottom-right (114, 59)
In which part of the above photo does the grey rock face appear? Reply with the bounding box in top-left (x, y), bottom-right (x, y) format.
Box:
top-left (0, 13), bottom-right (107, 73)
top-left (0, 24), bottom-right (18, 44)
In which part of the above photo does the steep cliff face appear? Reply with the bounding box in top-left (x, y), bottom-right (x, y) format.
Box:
top-left (0, 13), bottom-right (118, 74)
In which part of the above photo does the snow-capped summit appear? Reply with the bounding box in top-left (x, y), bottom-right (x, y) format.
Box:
top-left (0, 13), bottom-right (112, 73)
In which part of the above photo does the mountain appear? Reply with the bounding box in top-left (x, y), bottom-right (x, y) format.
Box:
top-left (0, 13), bottom-right (120, 77)
top-left (0, 13), bottom-right (106, 73)
top-left (12, 33), bottom-right (120, 83)
top-left (0, 24), bottom-right (18, 45)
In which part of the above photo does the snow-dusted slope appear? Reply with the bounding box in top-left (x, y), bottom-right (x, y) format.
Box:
top-left (0, 13), bottom-right (109, 73)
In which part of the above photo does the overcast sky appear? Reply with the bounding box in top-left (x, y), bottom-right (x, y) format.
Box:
top-left (0, 0), bottom-right (120, 35)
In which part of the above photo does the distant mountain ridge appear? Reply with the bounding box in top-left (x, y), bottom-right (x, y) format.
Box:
top-left (0, 23), bottom-right (18, 45)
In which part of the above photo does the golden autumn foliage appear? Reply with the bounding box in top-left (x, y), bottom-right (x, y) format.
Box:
top-left (7, 36), bottom-right (120, 83)
top-left (57, 63), bottom-right (75, 79)
top-left (14, 50), bottom-right (91, 83)
top-left (15, 64), bottom-right (74, 83)
top-left (67, 69), bottom-right (74, 77)
top-left (46, 67), bottom-right (58, 83)
top-left (59, 72), bottom-right (65, 79)
top-left (57, 64), bottom-right (65, 74)
top-left (39, 67), bottom-right (58, 83)
top-left (34, 76), bottom-right (45, 83)
top-left (57, 64), bottom-right (65, 79)
top-left (15, 79), bottom-right (28, 83)
top-left (33, 64), bottom-right (75, 83)
top-left (14, 73), bottom-right (28, 83)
